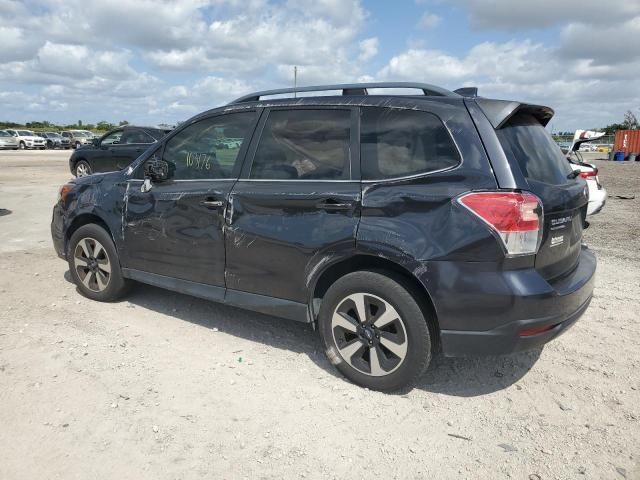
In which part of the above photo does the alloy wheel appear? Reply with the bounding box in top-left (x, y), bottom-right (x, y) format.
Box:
top-left (331, 293), bottom-right (408, 376)
top-left (76, 163), bottom-right (90, 177)
top-left (73, 237), bottom-right (111, 292)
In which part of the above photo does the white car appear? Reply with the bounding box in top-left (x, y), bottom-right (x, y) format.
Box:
top-left (0, 130), bottom-right (19, 149)
top-left (569, 161), bottom-right (607, 215)
top-left (5, 129), bottom-right (46, 150)
top-left (566, 129), bottom-right (607, 216)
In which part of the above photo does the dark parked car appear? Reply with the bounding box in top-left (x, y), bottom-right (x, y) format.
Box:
top-left (51, 82), bottom-right (596, 392)
top-left (69, 126), bottom-right (170, 177)
top-left (40, 132), bottom-right (71, 149)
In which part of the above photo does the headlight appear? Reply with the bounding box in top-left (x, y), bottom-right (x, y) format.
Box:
top-left (58, 184), bottom-right (74, 205)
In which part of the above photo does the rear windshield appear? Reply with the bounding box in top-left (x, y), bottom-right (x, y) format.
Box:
top-left (496, 113), bottom-right (572, 185)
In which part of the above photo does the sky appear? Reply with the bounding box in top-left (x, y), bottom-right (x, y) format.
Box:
top-left (1, 0), bottom-right (639, 131)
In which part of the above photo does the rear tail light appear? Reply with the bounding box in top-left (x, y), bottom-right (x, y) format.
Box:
top-left (458, 191), bottom-right (543, 257)
top-left (519, 324), bottom-right (558, 337)
top-left (578, 170), bottom-right (597, 179)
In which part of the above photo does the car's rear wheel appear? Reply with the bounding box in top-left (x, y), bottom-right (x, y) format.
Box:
top-left (75, 160), bottom-right (91, 177)
top-left (68, 224), bottom-right (127, 302)
top-left (318, 271), bottom-right (432, 392)
top-left (75, 141), bottom-right (80, 149)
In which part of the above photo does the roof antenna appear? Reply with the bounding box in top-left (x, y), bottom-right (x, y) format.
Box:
top-left (294, 66), bottom-right (297, 98)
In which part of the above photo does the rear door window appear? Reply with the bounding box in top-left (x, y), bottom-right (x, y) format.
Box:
top-left (250, 109), bottom-right (351, 180)
top-left (360, 107), bottom-right (460, 180)
top-left (496, 113), bottom-right (572, 185)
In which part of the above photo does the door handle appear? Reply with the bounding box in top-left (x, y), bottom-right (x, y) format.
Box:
top-left (200, 199), bottom-right (224, 209)
top-left (317, 198), bottom-right (355, 211)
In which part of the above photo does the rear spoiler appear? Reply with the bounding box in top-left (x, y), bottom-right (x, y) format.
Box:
top-left (473, 98), bottom-right (555, 129)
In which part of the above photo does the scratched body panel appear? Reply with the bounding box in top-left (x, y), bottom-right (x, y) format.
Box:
top-left (122, 180), bottom-right (232, 286)
top-left (225, 181), bottom-right (361, 303)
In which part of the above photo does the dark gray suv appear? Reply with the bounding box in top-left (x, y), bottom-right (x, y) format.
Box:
top-left (51, 83), bottom-right (596, 391)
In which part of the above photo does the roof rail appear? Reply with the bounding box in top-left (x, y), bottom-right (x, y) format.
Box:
top-left (229, 82), bottom-right (459, 104)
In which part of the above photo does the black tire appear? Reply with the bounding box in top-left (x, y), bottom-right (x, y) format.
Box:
top-left (318, 271), bottom-right (432, 392)
top-left (18, 141), bottom-right (25, 150)
top-left (75, 160), bottom-right (91, 177)
top-left (67, 224), bottom-right (127, 302)
top-left (75, 141), bottom-right (80, 149)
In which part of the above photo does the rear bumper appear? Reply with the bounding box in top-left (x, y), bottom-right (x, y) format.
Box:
top-left (587, 187), bottom-right (607, 215)
top-left (422, 247), bottom-right (596, 357)
top-left (440, 293), bottom-right (591, 356)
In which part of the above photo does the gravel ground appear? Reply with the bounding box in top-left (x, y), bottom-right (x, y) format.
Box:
top-left (0, 150), bottom-right (638, 480)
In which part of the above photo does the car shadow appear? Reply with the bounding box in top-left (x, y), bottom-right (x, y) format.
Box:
top-left (63, 272), bottom-right (543, 397)
top-left (415, 348), bottom-right (542, 397)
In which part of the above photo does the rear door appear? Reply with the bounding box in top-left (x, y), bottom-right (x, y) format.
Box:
top-left (496, 113), bottom-right (589, 280)
top-left (225, 107), bottom-right (361, 304)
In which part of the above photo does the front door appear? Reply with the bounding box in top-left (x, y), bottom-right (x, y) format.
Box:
top-left (225, 107), bottom-right (361, 304)
top-left (123, 111), bottom-right (258, 287)
top-left (112, 129), bottom-right (157, 170)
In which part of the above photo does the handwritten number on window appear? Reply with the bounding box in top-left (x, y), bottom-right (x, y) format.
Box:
top-left (185, 152), bottom-right (211, 170)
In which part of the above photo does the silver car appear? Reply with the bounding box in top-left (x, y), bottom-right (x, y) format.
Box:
top-left (0, 130), bottom-right (19, 150)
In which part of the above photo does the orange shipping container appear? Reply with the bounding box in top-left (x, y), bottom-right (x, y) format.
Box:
top-left (614, 129), bottom-right (640, 155)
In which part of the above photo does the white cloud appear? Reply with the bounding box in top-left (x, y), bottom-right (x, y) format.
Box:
top-left (444, 0), bottom-right (640, 30)
top-left (418, 12), bottom-right (441, 29)
top-left (359, 38), bottom-right (379, 62)
top-left (376, 39), bottom-right (640, 130)
top-left (0, 0), bottom-right (637, 130)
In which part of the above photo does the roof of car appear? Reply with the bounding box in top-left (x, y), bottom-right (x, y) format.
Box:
top-left (178, 81), bottom-right (555, 129)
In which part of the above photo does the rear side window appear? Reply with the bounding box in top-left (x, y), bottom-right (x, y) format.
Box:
top-left (250, 109), bottom-right (351, 180)
top-left (496, 113), bottom-right (572, 185)
top-left (361, 108), bottom-right (460, 180)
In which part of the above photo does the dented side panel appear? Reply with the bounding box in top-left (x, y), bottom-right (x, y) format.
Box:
top-left (225, 180), bottom-right (361, 303)
top-left (357, 100), bottom-right (500, 264)
top-left (122, 179), bottom-right (233, 286)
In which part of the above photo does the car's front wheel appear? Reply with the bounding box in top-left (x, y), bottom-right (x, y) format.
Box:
top-left (67, 224), bottom-right (127, 302)
top-left (75, 160), bottom-right (91, 177)
top-left (319, 271), bottom-right (432, 392)
top-left (18, 141), bottom-right (25, 150)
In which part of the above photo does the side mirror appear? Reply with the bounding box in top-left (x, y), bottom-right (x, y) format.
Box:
top-left (144, 157), bottom-right (173, 183)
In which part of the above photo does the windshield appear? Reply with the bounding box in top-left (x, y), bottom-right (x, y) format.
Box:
top-left (0, 131), bottom-right (11, 137)
top-left (72, 131), bottom-right (88, 137)
top-left (18, 130), bottom-right (34, 136)
top-left (496, 113), bottom-right (572, 185)
top-left (46, 132), bottom-right (61, 138)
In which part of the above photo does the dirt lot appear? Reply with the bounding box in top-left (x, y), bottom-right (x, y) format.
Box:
top-left (1, 150), bottom-right (638, 480)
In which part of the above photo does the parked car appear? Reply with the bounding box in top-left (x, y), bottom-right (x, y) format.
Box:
top-left (61, 130), bottom-right (93, 149)
top-left (40, 132), bottom-right (71, 149)
top-left (69, 126), bottom-right (170, 177)
top-left (0, 130), bottom-right (19, 149)
top-left (51, 82), bottom-right (596, 392)
top-left (78, 129), bottom-right (98, 140)
top-left (565, 130), bottom-right (608, 215)
top-left (5, 129), bottom-right (46, 150)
